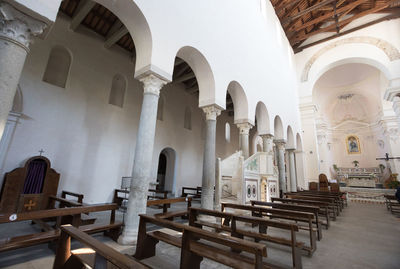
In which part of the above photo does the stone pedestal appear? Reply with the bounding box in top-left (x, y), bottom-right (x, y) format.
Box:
top-left (275, 140), bottom-right (286, 195)
top-left (201, 105), bottom-right (221, 210)
top-left (237, 122), bottom-right (253, 159)
top-left (118, 74), bottom-right (167, 245)
top-left (287, 149), bottom-right (297, 192)
top-left (0, 2), bottom-right (46, 140)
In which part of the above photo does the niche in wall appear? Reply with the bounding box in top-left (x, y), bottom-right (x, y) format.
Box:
top-left (42, 46), bottom-right (72, 88)
top-left (108, 74), bottom-right (126, 108)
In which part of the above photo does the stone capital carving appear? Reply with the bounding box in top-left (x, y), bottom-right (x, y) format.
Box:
top-left (286, 148), bottom-right (296, 153)
top-left (202, 105), bottom-right (222, 121)
top-left (140, 74), bottom-right (168, 96)
top-left (236, 122), bottom-right (253, 135)
top-left (260, 133), bottom-right (274, 140)
top-left (274, 139), bottom-right (286, 150)
top-left (0, 2), bottom-right (47, 51)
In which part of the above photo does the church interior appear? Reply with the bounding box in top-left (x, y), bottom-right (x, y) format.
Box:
top-left (0, 0), bottom-right (399, 268)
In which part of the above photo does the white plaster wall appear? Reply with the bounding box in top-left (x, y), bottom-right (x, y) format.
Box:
top-left (0, 16), bottom-right (205, 203)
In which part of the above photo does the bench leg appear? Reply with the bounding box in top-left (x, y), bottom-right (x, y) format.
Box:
top-left (293, 246), bottom-right (303, 269)
top-left (181, 232), bottom-right (203, 269)
top-left (133, 220), bottom-right (159, 260)
top-left (104, 227), bottom-right (121, 242)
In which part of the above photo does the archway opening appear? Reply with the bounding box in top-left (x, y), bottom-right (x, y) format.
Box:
top-left (156, 148), bottom-right (177, 194)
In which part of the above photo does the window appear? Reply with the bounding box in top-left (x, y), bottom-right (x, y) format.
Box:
top-left (225, 122), bottom-right (230, 142)
top-left (184, 107), bottom-right (192, 130)
top-left (157, 94), bottom-right (164, 121)
top-left (108, 74), bottom-right (126, 108)
top-left (43, 46), bottom-right (71, 88)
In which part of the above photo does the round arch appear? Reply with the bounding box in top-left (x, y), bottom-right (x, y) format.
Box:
top-left (287, 126), bottom-right (295, 149)
top-left (12, 85), bottom-right (23, 113)
top-left (175, 46), bottom-right (216, 108)
top-left (227, 81), bottom-right (251, 124)
top-left (93, 0), bottom-right (153, 77)
top-left (255, 102), bottom-right (270, 135)
top-left (296, 133), bottom-right (303, 151)
top-left (273, 116), bottom-right (284, 140)
top-left (157, 147), bottom-right (177, 194)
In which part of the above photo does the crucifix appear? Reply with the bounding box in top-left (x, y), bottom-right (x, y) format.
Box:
top-left (376, 153), bottom-right (400, 174)
top-left (38, 149), bottom-right (44, 156)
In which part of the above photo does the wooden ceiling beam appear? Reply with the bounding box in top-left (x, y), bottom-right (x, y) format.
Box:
top-left (283, 0), bottom-right (337, 25)
top-left (187, 86), bottom-right (199, 95)
top-left (174, 72), bottom-right (196, 83)
top-left (70, 0), bottom-right (96, 31)
top-left (174, 64), bottom-right (190, 79)
top-left (104, 26), bottom-right (128, 49)
top-left (276, 0), bottom-right (302, 14)
top-left (294, 13), bottom-right (400, 52)
top-left (288, 0), bottom-right (368, 32)
top-left (291, 1), bottom-right (395, 44)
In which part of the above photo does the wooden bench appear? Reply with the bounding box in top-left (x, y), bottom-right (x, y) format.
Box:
top-left (53, 224), bottom-right (149, 269)
top-left (297, 190), bottom-right (347, 207)
top-left (289, 191), bottom-right (345, 210)
top-left (147, 189), bottom-right (168, 200)
top-left (134, 214), bottom-right (270, 269)
top-left (189, 207), bottom-right (303, 268)
top-left (181, 186), bottom-right (202, 199)
top-left (61, 190), bottom-right (84, 204)
top-left (221, 203), bottom-right (316, 256)
top-left (271, 197), bottom-right (333, 224)
top-left (284, 194), bottom-right (338, 218)
top-left (0, 203), bottom-right (122, 253)
top-left (113, 188), bottom-right (170, 211)
top-left (251, 200), bottom-right (323, 240)
top-left (384, 195), bottom-right (400, 214)
top-left (147, 197), bottom-right (192, 219)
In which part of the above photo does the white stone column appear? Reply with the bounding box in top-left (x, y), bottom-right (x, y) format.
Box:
top-left (201, 105), bottom-right (221, 210)
top-left (274, 140), bottom-right (286, 196)
top-left (0, 2), bottom-right (46, 140)
top-left (236, 122), bottom-right (253, 159)
top-left (392, 97), bottom-right (400, 129)
top-left (295, 150), bottom-right (306, 189)
top-left (287, 149), bottom-right (297, 192)
top-left (119, 74), bottom-right (167, 245)
top-left (260, 134), bottom-right (274, 153)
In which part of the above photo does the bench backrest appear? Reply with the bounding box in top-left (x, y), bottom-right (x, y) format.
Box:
top-left (0, 203), bottom-right (118, 224)
top-left (251, 200), bottom-right (319, 214)
top-left (271, 197), bottom-right (330, 207)
top-left (54, 225), bottom-right (148, 269)
top-left (221, 203), bottom-right (315, 221)
top-left (61, 190), bottom-right (84, 204)
top-left (285, 194), bottom-right (335, 203)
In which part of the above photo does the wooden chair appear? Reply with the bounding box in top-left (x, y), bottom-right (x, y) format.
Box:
top-left (309, 182), bottom-right (318, 191)
top-left (318, 174), bottom-right (329, 192)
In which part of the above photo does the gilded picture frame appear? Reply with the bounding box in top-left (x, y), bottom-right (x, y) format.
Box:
top-left (346, 135), bottom-right (361, 154)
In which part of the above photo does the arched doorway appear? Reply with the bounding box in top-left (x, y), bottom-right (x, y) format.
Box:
top-left (156, 148), bottom-right (177, 195)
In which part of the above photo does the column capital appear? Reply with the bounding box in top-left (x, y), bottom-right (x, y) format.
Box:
top-left (286, 148), bottom-right (296, 153)
top-left (383, 78), bottom-right (400, 102)
top-left (260, 133), bottom-right (274, 139)
top-left (0, 2), bottom-right (47, 51)
top-left (236, 122), bottom-right (253, 135)
top-left (202, 104), bottom-right (222, 121)
top-left (139, 74), bottom-right (168, 96)
top-left (274, 139), bottom-right (286, 150)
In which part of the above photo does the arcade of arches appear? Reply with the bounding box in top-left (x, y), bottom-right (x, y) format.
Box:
top-left (0, 0), bottom-right (399, 268)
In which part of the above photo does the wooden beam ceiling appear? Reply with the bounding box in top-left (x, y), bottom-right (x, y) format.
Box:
top-left (271, 0), bottom-right (400, 52)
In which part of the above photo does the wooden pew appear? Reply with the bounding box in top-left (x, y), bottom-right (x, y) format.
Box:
top-left (384, 195), bottom-right (400, 214)
top-left (221, 203), bottom-right (316, 256)
top-left (181, 186), bottom-right (202, 199)
top-left (251, 200), bottom-right (323, 240)
top-left (271, 197), bottom-right (332, 225)
top-left (147, 189), bottom-right (168, 200)
top-left (53, 224), bottom-right (149, 269)
top-left (292, 191), bottom-right (346, 209)
top-left (147, 197), bottom-right (192, 219)
top-left (284, 194), bottom-right (338, 218)
top-left (134, 214), bottom-right (269, 269)
top-left (61, 190), bottom-right (84, 204)
top-left (189, 207), bottom-right (303, 269)
top-left (0, 203), bottom-right (122, 252)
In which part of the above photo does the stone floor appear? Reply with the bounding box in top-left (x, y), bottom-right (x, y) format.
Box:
top-left (0, 202), bottom-right (399, 269)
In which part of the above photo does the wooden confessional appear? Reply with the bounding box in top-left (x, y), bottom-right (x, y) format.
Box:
top-left (0, 156), bottom-right (60, 213)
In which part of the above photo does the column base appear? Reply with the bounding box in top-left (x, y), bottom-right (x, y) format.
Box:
top-left (117, 230), bottom-right (138, 245)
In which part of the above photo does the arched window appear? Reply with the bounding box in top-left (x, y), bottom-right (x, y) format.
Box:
top-left (225, 122), bottom-right (230, 142)
top-left (157, 94), bottom-right (164, 121)
top-left (43, 46), bottom-right (71, 88)
top-left (108, 74), bottom-right (126, 108)
top-left (184, 107), bottom-right (192, 130)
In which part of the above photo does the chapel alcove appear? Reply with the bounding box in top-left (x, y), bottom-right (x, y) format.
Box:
top-left (0, 156), bottom-right (60, 213)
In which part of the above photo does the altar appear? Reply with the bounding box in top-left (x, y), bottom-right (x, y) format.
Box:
top-left (336, 167), bottom-right (382, 188)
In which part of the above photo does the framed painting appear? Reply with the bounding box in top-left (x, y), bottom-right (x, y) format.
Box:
top-left (346, 135), bottom-right (361, 154)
